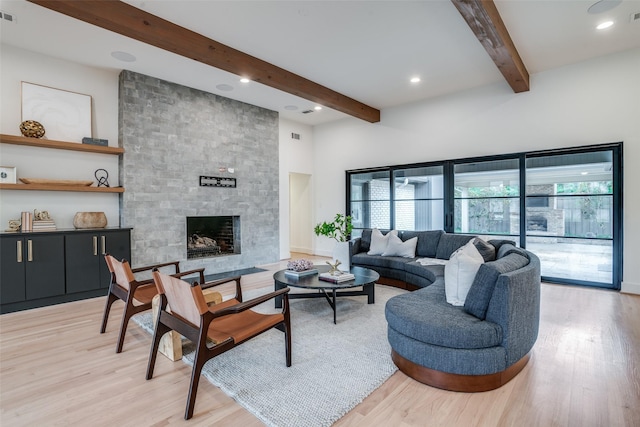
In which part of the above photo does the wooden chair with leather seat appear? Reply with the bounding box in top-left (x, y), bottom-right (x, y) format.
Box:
top-left (101, 254), bottom-right (205, 353)
top-left (147, 270), bottom-right (291, 420)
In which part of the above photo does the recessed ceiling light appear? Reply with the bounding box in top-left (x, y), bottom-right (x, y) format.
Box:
top-left (410, 77), bottom-right (421, 83)
top-left (581, 171), bottom-right (589, 175)
top-left (111, 51), bottom-right (136, 62)
top-left (240, 78), bottom-right (250, 83)
top-left (314, 106), bottom-right (322, 111)
top-left (216, 84), bottom-right (234, 91)
top-left (588, 0), bottom-right (622, 14)
top-left (596, 20), bottom-right (614, 29)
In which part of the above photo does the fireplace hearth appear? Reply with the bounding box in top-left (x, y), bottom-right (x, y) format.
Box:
top-left (187, 216), bottom-right (241, 259)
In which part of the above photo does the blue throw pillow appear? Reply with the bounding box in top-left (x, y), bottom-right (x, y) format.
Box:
top-left (473, 238), bottom-right (496, 262)
top-left (464, 253), bottom-right (529, 319)
top-left (360, 229), bottom-right (372, 252)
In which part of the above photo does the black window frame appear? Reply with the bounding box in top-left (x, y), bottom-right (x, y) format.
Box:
top-left (346, 142), bottom-right (623, 290)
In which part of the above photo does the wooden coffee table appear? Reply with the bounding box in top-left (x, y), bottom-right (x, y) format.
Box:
top-left (273, 265), bottom-right (379, 324)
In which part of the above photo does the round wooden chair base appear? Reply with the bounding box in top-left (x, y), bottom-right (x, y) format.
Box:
top-left (391, 350), bottom-right (531, 392)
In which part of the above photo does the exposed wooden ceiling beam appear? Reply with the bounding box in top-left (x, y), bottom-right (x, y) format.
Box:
top-left (451, 0), bottom-right (530, 93)
top-left (27, 0), bottom-right (381, 123)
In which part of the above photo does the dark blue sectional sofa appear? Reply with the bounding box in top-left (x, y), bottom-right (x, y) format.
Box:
top-left (350, 229), bottom-right (541, 391)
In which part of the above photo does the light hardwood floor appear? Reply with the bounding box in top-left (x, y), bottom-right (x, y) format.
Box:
top-left (1, 254), bottom-right (639, 426)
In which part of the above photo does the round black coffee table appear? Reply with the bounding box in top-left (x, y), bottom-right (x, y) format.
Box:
top-left (273, 264), bottom-right (379, 324)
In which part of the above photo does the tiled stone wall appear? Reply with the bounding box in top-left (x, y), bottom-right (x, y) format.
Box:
top-left (118, 70), bottom-right (279, 273)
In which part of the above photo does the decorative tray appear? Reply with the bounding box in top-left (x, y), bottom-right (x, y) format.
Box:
top-left (19, 178), bottom-right (93, 186)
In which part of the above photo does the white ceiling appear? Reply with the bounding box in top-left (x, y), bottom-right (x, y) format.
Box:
top-left (1, 0), bottom-right (639, 125)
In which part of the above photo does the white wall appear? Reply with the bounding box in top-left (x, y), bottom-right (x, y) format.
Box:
top-left (278, 118), bottom-right (314, 259)
top-left (4, 44), bottom-right (638, 293)
top-left (312, 48), bottom-right (640, 293)
top-left (0, 45), bottom-right (121, 229)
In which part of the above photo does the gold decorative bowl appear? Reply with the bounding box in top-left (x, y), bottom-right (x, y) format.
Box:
top-left (19, 120), bottom-right (46, 138)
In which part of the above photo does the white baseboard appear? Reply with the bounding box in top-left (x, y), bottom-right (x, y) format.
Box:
top-left (289, 246), bottom-right (314, 255)
top-left (621, 281), bottom-right (640, 295)
top-left (288, 247), bottom-right (332, 258)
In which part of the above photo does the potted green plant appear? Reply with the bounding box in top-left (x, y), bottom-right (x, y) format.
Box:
top-left (314, 213), bottom-right (353, 242)
top-left (314, 214), bottom-right (353, 272)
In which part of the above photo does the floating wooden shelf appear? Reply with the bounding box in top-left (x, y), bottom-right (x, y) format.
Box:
top-left (0, 183), bottom-right (124, 193)
top-left (1, 134), bottom-right (125, 193)
top-left (0, 134), bottom-right (124, 155)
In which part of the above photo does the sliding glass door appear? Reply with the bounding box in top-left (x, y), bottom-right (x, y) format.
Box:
top-left (349, 169), bottom-right (391, 237)
top-left (524, 149), bottom-right (619, 287)
top-left (453, 158), bottom-right (520, 243)
top-left (393, 166), bottom-right (444, 231)
top-left (346, 143), bottom-right (622, 289)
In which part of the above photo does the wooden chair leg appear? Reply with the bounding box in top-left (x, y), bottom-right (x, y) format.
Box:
top-left (146, 320), bottom-right (171, 380)
top-left (185, 346), bottom-right (208, 420)
top-left (115, 301), bottom-right (134, 353)
top-left (100, 292), bottom-right (118, 334)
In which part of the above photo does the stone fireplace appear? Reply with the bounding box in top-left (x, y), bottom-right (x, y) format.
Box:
top-left (119, 70), bottom-right (279, 272)
top-left (187, 216), bottom-right (241, 259)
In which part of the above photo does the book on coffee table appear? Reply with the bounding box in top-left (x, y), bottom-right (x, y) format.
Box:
top-left (319, 272), bottom-right (356, 283)
top-left (284, 268), bottom-right (319, 278)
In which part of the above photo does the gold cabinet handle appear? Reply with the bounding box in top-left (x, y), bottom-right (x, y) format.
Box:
top-left (27, 239), bottom-right (33, 262)
top-left (101, 236), bottom-right (106, 255)
top-left (17, 240), bottom-right (23, 263)
top-left (93, 236), bottom-right (98, 256)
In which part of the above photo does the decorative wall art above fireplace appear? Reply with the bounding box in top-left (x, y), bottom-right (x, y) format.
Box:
top-left (199, 175), bottom-right (236, 188)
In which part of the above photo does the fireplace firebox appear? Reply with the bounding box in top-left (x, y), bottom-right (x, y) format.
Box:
top-left (186, 216), bottom-right (241, 259)
top-left (527, 216), bottom-right (548, 232)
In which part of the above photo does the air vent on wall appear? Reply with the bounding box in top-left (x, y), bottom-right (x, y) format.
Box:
top-left (301, 109), bottom-right (314, 114)
top-left (631, 11), bottom-right (640, 22)
top-left (0, 11), bottom-right (17, 22)
top-left (291, 133), bottom-right (301, 140)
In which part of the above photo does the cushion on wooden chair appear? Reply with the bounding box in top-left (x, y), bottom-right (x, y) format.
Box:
top-left (207, 309), bottom-right (285, 344)
top-left (147, 270), bottom-right (292, 420)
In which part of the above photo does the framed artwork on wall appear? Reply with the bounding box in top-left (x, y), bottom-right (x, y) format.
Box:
top-left (21, 82), bottom-right (92, 143)
top-left (0, 166), bottom-right (17, 184)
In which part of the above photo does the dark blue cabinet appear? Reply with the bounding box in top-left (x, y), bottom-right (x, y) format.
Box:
top-left (1, 228), bottom-right (131, 313)
top-left (0, 234), bottom-right (64, 305)
top-left (65, 230), bottom-right (131, 294)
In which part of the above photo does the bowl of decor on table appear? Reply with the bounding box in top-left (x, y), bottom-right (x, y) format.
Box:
top-left (284, 259), bottom-right (318, 278)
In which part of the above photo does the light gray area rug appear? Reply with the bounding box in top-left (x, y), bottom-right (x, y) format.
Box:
top-left (134, 284), bottom-right (406, 427)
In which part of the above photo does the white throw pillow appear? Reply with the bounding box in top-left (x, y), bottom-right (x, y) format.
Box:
top-left (382, 234), bottom-right (417, 258)
top-left (444, 240), bottom-right (484, 306)
top-left (367, 229), bottom-right (398, 255)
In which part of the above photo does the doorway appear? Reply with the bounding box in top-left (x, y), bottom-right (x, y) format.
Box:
top-left (289, 173), bottom-right (313, 255)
